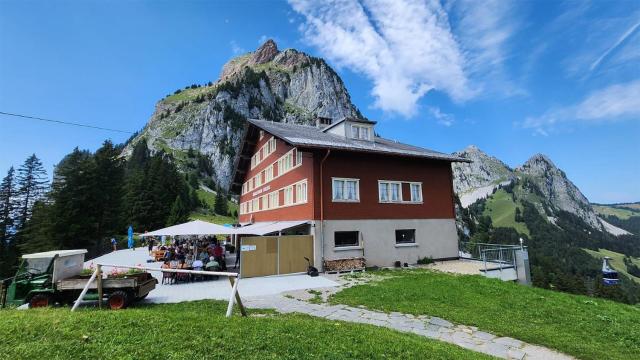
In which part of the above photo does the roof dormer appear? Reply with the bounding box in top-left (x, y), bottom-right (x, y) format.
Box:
top-left (322, 117), bottom-right (376, 141)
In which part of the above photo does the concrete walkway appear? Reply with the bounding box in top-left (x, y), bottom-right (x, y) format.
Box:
top-left (244, 288), bottom-right (573, 360)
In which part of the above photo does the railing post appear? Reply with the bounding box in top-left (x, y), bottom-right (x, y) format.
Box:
top-left (96, 264), bottom-right (103, 309)
top-left (226, 275), bottom-right (240, 318)
top-left (71, 268), bottom-right (99, 312)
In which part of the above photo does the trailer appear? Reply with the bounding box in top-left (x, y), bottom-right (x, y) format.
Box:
top-left (0, 249), bottom-right (157, 310)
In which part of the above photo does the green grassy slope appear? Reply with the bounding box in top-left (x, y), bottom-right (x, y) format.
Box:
top-left (482, 189), bottom-right (530, 236)
top-left (0, 301), bottom-right (489, 360)
top-left (190, 188), bottom-right (238, 225)
top-left (331, 270), bottom-right (640, 360)
top-left (593, 205), bottom-right (640, 220)
top-left (584, 248), bottom-right (640, 283)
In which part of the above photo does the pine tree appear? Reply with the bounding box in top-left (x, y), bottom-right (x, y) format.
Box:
top-left (93, 140), bottom-right (125, 240)
top-left (0, 166), bottom-right (17, 243)
top-left (0, 166), bottom-right (19, 277)
top-left (166, 196), bottom-right (188, 226)
top-left (16, 154), bottom-right (48, 227)
top-left (214, 190), bottom-right (228, 215)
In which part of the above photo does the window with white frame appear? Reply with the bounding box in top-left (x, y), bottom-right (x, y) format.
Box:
top-left (269, 191), bottom-right (279, 208)
top-left (335, 231), bottom-right (359, 248)
top-left (296, 149), bottom-right (303, 166)
top-left (395, 229), bottom-right (416, 244)
top-left (379, 181), bottom-right (402, 202)
top-left (351, 125), bottom-right (370, 140)
top-left (284, 186), bottom-right (294, 205)
top-left (332, 178), bottom-right (359, 202)
top-left (265, 166), bottom-right (273, 182)
top-left (252, 198), bottom-right (259, 212)
top-left (410, 183), bottom-right (422, 202)
top-left (296, 181), bottom-right (307, 203)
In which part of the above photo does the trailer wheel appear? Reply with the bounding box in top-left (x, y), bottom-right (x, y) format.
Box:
top-left (29, 294), bottom-right (51, 308)
top-left (107, 291), bottom-right (129, 310)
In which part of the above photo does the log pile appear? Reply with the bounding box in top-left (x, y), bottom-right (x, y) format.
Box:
top-left (323, 257), bottom-right (366, 272)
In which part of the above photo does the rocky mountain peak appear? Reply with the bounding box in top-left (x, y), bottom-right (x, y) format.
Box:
top-left (250, 39), bottom-right (279, 65)
top-left (124, 41), bottom-right (362, 191)
top-left (516, 154), bottom-right (601, 229)
top-left (452, 146), bottom-right (515, 207)
top-left (521, 153), bottom-right (556, 170)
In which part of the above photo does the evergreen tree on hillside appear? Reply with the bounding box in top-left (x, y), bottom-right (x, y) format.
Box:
top-left (0, 167), bottom-right (17, 243)
top-left (214, 190), bottom-right (228, 216)
top-left (166, 196), bottom-right (189, 226)
top-left (18, 200), bottom-right (55, 254)
top-left (93, 140), bottom-right (125, 238)
top-left (16, 154), bottom-right (48, 227)
top-left (0, 167), bottom-right (19, 277)
top-left (48, 148), bottom-right (98, 250)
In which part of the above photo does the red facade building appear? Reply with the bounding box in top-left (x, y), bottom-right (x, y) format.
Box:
top-left (232, 118), bottom-right (468, 269)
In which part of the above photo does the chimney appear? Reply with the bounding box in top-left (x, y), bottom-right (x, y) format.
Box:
top-left (315, 117), bottom-right (332, 129)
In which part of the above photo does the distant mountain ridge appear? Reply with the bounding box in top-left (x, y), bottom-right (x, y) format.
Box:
top-left (123, 39), bottom-right (363, 189)
top-left (452, 146), bottom-right (630, 236)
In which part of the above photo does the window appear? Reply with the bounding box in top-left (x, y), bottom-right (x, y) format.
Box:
top-left (351, 125), bottom-right (370, 140)
top-left (252, 198), bottom-right (259, 212)
top-left (332, 178), bottom-right (359, 202)
top-left (284, 186), bottom-right (293, 205)
top-left (410, 183), bottom-right (422, 202)
top-left (379, 181), bottom-right (402, 202)
top-left (296, 149), bottom-right (303, 166)
top-left (335, 231), bottom-right (359, 248)
top-left (296, 181), bottom-right (307, 203)
top-left (269, 192), bottom-right (279, 208)
top-left (265, 166), bottom-right (273, 182)
top-left (259, 130), bottom-right (265, 140)
top-left (395, 229), bottom-right (416, 244)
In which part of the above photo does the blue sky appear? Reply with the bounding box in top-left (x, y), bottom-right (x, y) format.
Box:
top-left (1, 0), bottom-right (638, 203)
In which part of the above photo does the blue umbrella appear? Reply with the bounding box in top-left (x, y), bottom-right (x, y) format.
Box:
top-left (128, 225), bottom-right (134, 249)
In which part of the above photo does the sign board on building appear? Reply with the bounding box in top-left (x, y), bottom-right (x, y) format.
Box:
top-left (241, 245), bottom-right (257, 252)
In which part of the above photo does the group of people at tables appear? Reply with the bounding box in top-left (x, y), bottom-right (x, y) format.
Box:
top-left (146, 236), bottom-right (234, 285)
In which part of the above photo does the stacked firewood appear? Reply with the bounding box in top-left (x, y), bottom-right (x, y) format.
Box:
top-left (324, 257), bottom-right (366, 272)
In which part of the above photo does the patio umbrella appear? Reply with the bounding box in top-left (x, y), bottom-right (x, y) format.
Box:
top-left (128, 225), bottom-right (134, 249)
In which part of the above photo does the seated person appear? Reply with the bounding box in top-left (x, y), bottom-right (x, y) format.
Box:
top-left (192, 259), bottom-right (204, 270)
top-left (213, 242), bottom-right (226, 271)
top-left (205, 256), bottom-right (220, 271)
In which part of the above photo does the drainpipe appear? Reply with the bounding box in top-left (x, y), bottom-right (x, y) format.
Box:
top-left (320, 149), bottom-right (331, 271)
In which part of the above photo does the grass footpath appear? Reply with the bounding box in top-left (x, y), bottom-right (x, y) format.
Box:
top-left (0, 300), bottom-right (491, 360)
top-left (331, 269), bottom-right (640, 360)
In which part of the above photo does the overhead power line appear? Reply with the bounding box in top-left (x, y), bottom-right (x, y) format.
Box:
top-left (0, 111), bottom-right (135, 134)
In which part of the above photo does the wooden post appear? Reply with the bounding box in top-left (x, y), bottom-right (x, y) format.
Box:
top-left (96, 264), bottom-right (103, 309)
top-left (228, 276), bottom-right (247, 317)
top-left (225, 275), bottom-right (240, 318)
top-left (71, 268), bottom-right (99, 312)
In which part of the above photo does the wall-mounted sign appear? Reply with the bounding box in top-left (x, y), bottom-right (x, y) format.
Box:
top-left (241, 245), bottom-right (257, 251)
top-left (252, 185), bottom-right (271, 197)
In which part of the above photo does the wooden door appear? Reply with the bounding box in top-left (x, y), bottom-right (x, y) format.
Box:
top-left (278, 235), bottom-right (314, 275)
top-left (240, 236), bottom-right (278, 278)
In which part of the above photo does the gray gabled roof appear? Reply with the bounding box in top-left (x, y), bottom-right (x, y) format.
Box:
top-left (247, 119), bottom-right (470, 162)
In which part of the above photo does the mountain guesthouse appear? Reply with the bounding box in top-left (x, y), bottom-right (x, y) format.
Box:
top-left (230, 117), bottom-right (470, 277)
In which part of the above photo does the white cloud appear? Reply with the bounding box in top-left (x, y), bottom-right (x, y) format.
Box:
top-left (428, 107), bottom-right (455, 126)
top-left (288, 0), bottom-right (517, 117)
top-left (522, 80), bottom-right (640, 134)
top-left (589, 20), bottom-right (640, 73)
top-left (230, 41), bottom-right (245, 55)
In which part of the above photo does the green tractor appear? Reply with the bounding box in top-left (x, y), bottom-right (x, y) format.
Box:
top-left (1, 250), bottom-right (87, 308)
top-left (1, 250), bottom-right (157, 309)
